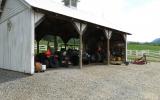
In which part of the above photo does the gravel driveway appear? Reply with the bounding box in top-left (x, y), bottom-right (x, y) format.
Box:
top-left (0, 62), bottom-right (160, 100)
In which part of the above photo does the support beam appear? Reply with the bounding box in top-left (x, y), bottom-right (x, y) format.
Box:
top-left (74, 39), bottom-right (76, 49)
top-left (54, 36), bottom-right (58, 50)
top-left (79, 34), bottom-right (83, 68)
top-left (123, 34), bottom-right (127, 62)
top-left (104, 29), bottom-right (112, 65)
top-left (47, 41), bottom-right (50, 49)
top-left (34, 12), bottom-right (45, 28)
top-left (73, 21), bottom-right (87, 69)
top-left (64, 43), bottom-right (67, 50)
top-left (37, 40), bottom-right (40, 54)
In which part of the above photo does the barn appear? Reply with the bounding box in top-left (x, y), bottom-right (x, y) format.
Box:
top-left (0, 0), bottom-right (131, 74)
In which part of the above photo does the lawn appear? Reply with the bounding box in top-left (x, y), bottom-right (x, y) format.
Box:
top-left (128, 43), bottom-right (160, 51)
top-left (127, 43), bottom-right (160, 62)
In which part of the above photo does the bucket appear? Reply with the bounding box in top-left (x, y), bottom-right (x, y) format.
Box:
top-left (42, 65), bottom-right (46, 71)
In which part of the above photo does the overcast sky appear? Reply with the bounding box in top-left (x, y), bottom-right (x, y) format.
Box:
top-left (53, 0), bottom-right (160, 42)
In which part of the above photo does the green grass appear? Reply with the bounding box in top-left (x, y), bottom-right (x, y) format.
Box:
top-left (128, 43), bottom-right (160, 51)
top-left (127, 43), bottom-right (160, 62)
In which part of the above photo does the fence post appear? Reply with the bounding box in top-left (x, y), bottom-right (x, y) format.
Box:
top-left (127, 50), bottom-right (159, 62)
top-left (128, 50), bottom-right (130, 56)
top-left (147, 50), bottom-right (150, 56)
top-left (136, 50), bottom-right (138, 57)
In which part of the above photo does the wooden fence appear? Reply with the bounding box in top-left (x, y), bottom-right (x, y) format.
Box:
top-left (35, 45), bottom-right (48, 51)
top-left (34, 45), bottom-right (79, 52)
top-left (127, 50), bottom-right (160, 62)
top-left (34, 45), bottom-right (160, 62)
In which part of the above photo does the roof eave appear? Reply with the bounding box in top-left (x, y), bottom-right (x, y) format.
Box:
top-left (33, 7), bottom-right (132, 35)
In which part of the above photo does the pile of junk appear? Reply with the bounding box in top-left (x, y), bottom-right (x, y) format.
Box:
top-left (35, 47), bottom-right (79, 72)
top-left (34, 46), bottom-right (107, 72)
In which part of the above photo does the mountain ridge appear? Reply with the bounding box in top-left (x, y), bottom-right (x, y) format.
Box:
top-left (152, 38), bottom-right (160, 44)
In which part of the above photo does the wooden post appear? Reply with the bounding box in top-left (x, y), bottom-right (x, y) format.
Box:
top-left (47, 41), bottom-right (50, 48)
top-left (79, 34), bottom-right (83, 69)
top-left (123, 34), bottom-right (127, 62)
top-left (37, 40), bottom-right (40, 54)
top-left (107, 38), bottom-right (110, 65)
top-left (74, 39), bottom-right (76, 49)
top-left (73, 21), bottom-right (87, 69)
top-left (104, 30), bottom-right (112, 65)
top-left (64, 43), bottom-right (67, 50)
top-left (54, 36), bottom-right (58, 50)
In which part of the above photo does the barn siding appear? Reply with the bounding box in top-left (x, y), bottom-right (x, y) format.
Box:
top-left (0, 0), bottom-right (34, 74)
top-left (0, 0), bottom-right (28, 23)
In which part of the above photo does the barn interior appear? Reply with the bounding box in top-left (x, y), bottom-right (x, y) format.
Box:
top-left (34, 9), bottom-right (127, 69)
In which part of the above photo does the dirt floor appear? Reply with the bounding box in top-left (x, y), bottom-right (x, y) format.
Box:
top-left (0, 62), bottom-right (160, 100)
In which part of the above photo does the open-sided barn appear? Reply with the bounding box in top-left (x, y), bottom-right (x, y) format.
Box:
top-left (0, 0), bottom-right (131, 74)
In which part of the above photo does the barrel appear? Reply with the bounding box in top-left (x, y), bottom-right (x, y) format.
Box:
top-left (35, 62), bottom-right (42, 72)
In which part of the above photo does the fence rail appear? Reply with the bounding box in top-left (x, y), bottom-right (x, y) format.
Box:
top-left (127, 50), bottom-right (160, 62)
top-left (34, 45), bottom-right (78, 52)
top-left (35, 45), bottom-right (160, 62)
top-left (34, 45), bottom-right (48, 51)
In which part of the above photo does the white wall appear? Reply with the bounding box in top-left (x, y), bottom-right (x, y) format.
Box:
top-left (0, 0), bottom-right (34, 74)
top-left (0, 0), bottom-right (27, 22)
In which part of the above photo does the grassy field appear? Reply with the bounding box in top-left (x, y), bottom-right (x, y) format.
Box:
top-left (128, 43), bottom-right (160, 51)
top-left (128, 43), bottom-right (160, 62)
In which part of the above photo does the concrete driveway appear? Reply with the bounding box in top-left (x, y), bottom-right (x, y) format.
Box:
top-left (0, 62), bottom-right (160, 100)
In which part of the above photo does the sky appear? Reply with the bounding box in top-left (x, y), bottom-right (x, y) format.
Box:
top-left (52, 0), bottom-right (160, 42)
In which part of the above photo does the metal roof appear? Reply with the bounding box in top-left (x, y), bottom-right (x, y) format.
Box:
top-left (24, 0), bottom-right (132, 34)
top-left (1, 0), bottom-right (131, 34)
